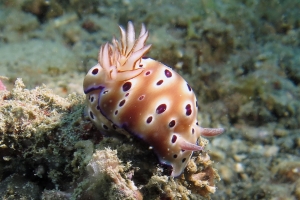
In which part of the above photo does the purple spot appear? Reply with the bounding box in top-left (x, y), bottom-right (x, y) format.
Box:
top-left (196, 122), bottom-right (199, 125)
top-left (186, 104), bottom-right (191, 109)
top-left (96, 105), bottom-right (100, 110)
top-left (90, 96), bottom-right (94, 102)
top-left (171, 135), bottom-right (177, 143)
top-left (115, 110), bottom-right (118, 115)
top-left (125, 93), bottom-right (129, 97)
top-left (182, 158), bottom-right (186, 163)
top-left (92, 68), bottom-right (98, 75)
top-left (90, 111), bottom-right (94, 119)
top-left (145, 71), bottom-right (151, 76)
top-left (169, 120), bottom-right (175, 128)
top-left (173, 154), bottom-right (177, 158)
top-left (122, 82), bottom-right (131, 92)
top-left (156, 104), bottom-right (167, 114)
top-left (156, 80), bottom-right (163, 85)
top-left (187, 84), bottom-right (191, 91)
top-left (185, 104), bottom-right (192, 116)
top-left (192, 128), bottom-right (194, 134)
top-left (138, 95), bottom-right (145, 101)
top-left (139, 64), bottom-right (143, 67)
top-left (186, 110), bottom-right (192, 116)
top-left (165, 69), bottom-right (172, 78)
top-left (196, 101), bottom-right (198, 108)
top-left (119, 99), bottom-right (125, 107)
top-left (146, 116), bottom-right (153, 123)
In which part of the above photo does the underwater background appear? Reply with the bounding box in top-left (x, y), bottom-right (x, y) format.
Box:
top-left (0, 0), bottom-right (299, 199)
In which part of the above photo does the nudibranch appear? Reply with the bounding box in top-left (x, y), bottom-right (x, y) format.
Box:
top-left (83, 22), bottom-right (224, 177)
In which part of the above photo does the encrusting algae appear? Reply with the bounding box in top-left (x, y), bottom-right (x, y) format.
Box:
top-left (0, 78), bottom-right (86, 186)
top-left (0, 77), bottom-right (221, 199)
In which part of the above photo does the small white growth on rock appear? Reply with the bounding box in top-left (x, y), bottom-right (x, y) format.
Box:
top-left (86, 148), bottom-right (142, 200)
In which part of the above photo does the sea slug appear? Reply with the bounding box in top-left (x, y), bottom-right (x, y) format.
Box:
top-left (83, 21), bottom-right (224, 176)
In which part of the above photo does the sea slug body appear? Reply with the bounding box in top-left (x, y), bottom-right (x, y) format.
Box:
top-left (83, 21), bottom-right (224, 176)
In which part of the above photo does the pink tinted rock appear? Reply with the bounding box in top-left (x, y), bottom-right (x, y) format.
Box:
top-left (0, 79), bottom-right (6, 91)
